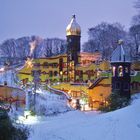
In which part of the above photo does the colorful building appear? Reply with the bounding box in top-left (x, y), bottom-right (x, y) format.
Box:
top-left (17, 15), bottom-right (140, 110)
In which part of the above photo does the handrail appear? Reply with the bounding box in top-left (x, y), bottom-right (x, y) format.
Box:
top-left (89, 76), bottom-right (108, 89)
top-left (47, 85), bottom-right (71, 100)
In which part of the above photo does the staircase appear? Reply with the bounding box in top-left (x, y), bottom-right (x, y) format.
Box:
top-left (89, 76), bottom-right (107, 89)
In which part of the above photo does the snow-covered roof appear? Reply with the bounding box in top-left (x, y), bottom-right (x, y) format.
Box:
top-left (66, 15), bottom-right (81, 36)
top-left (111, 44), bottom-right (131, 63)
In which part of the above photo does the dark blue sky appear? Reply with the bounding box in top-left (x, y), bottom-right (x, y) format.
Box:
top-left (0, 0), bottom-right (137, 44)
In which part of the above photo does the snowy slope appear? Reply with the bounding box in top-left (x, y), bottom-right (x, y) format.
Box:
top-left (28, 94), bottom-right (140, 140)
top-left (34, 90), bottom-right (71, 116)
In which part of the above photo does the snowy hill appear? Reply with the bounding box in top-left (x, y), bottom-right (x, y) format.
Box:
top-left (28, 94), bottom-right (140, 140)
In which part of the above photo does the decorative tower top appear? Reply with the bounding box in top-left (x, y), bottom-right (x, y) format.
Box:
top-left (111, 40), bottom-right (130, 63)
top-left (66, 15), bottom-right (81, 36)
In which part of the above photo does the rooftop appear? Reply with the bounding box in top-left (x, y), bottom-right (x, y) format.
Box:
top-left (111, 42), bottom-right (131, 63)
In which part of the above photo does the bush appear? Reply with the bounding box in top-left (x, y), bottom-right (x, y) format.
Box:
top-left (99, 92), bottom-right (130, 112)
top-left (0, 109), bottom-right (30, 140)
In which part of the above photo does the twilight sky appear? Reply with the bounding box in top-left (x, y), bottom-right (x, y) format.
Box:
top-left (0, 0), bottom-right (137, 44)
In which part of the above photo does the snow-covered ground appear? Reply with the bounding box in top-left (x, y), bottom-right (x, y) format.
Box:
top-left (34, 89), bottom-right (71, 116)
top-left (26, 94), bottom-right (140, 140)
top-left (2, 69), bottom-right (140, 140)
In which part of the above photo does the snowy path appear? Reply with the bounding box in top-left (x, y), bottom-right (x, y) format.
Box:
top-left (28, 95), bottom-right (140, 140)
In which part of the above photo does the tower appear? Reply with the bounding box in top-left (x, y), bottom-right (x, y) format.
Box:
top-left (111, 40), bottom-right (131, 98)
top-left (66, 15), bottom-right (81, 65)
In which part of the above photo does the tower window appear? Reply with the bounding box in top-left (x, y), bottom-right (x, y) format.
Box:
top-left (125, 67), bottom-right (128, 73)
top-left (118, 66), bottom-right (123, 77)
top-left (112, 66), bottom-right (116, 77)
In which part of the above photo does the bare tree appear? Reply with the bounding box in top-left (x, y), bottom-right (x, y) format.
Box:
top-left (129, 25), bottom-right (140, 56)
top-left (82, 22), bottom-right (126, 59)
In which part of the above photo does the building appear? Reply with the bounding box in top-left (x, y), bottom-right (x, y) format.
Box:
top-left (111, 41), bottom-right (131, 98)
top-left (18, 15), bottom-right (107, 84)
top-left (88, 41), bottom-right (140, 109)
top-left (17, 15), bottom-right (140, 110)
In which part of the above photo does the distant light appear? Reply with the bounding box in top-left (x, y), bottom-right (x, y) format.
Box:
top-left (24, 110), bottom-right (31, 118)
top-left (25, 58), bottom-right (33, 68)
top-left (0, 67), bottom-right (5, 72)
top-left (80, 99), bottom-right (86, 105)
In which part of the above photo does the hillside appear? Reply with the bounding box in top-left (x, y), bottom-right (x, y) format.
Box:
top-left (26, 94), bottom-right (140, 140)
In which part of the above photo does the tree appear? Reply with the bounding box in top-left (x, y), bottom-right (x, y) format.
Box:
top-left (0, 106), bottom-right (30, 140)
top-left (129, 24), bottom-right (140, 55)
top-left (132, 14), bottom-right (140, 25)
top-left (99, 92), bottom-right (130, 112)
top-left (82, 22), bottom-right (126, 59)
top-left (134, 0), bottom-right (140, 11)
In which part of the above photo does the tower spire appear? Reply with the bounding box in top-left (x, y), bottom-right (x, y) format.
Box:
top-left (66, 15), bottom-right (81, 36)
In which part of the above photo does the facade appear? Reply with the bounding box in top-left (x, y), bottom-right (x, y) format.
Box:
top-left (88, 77), bottom-right (111, 109)
top-left (18, 53), bottom-right (107, 83)
top-left (0, 85), bottom-right (25, 106)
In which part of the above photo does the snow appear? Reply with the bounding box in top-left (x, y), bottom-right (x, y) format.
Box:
top-left (34, 90), bottom-right (71, 116)
top-left (27, 94), bottom-right (140, 140)
top-left (2, 69), bottom-right (140, 140)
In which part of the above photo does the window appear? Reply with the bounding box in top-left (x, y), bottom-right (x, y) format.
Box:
top-left (112, 66), bottom-right (116, 77)
top-left (116, 82), bottom-right (120, 89)
top-left (52, 63), bottom-right (58, 68)
top-left (34, 63), bottom-right (40, 68)
top-left (43, 62), bottom-right (49, 68)
top-left (54, 71), bottom-right (58, 76)
top-left (118, 66), bottom-right (123, 77)
top-left (49, 71), bottom-right (53, 77)
top-left (125, 67), bottom-right (128, 73)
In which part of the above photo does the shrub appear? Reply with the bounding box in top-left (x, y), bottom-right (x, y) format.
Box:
top-left (0, 109), bottom-right (30, 140)
top-left (99, 92), bottom-right (130, 112)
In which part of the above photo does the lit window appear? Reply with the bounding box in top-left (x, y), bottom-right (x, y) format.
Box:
top-left (118, 66), bottom-right (123, 77)
top-left (112, 66), bottom-right (116, 77)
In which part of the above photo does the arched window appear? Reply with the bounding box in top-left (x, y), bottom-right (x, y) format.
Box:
top-left (118, 66), bottom-right (123, 77)
top-left (112, 66), bottom-right (116, 77)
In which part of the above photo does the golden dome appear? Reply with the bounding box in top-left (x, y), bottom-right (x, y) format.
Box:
top-left (66, 15), bottom-right (81, 36)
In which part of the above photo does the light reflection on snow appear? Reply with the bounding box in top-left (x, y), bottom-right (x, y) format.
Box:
top-left (17, 115), bottom-right (39, 125)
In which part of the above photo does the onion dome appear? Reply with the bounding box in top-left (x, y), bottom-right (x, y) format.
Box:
top-left (111, 40), bottom-right (131, 63)
top-left (66, 15), bottom-right (81, 36)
